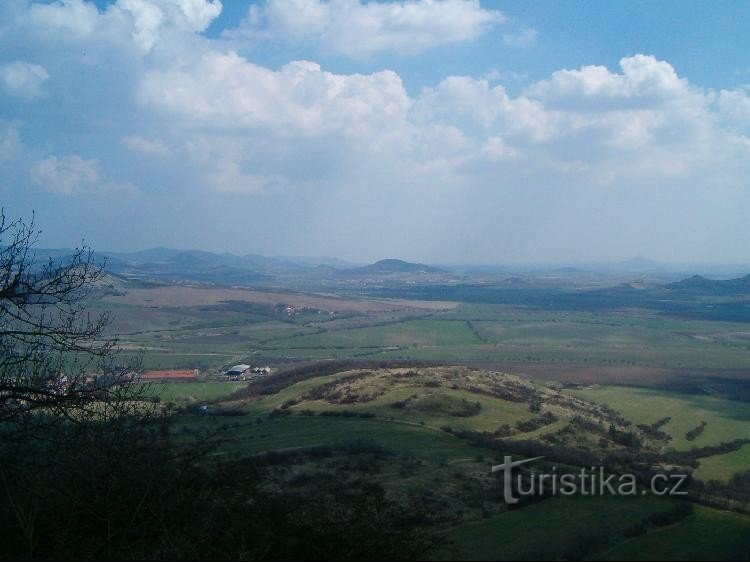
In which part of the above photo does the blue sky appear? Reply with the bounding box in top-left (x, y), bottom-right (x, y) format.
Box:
top-left (1, 0), bottom-right (749, 264)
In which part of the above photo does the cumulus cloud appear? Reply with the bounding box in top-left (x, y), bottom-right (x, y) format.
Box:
top-left (0, 61), bottom-right (49, 99)
top-left (414, 75), bottom-right (556, 141)
top-left (139, 53), bottom-right (411, 138)
top-left (14, 0), bottom-right (221, 54)
top-left (170, 0), bottom-right (223, 31)
top-left (527, 55), bottom-right (695, 110)
top-left (228, 0), bottom-right (504, 58)
top-left (118, 0), bottom-right (222, 52)
top-left (411, 55), bottom-right (750, 185)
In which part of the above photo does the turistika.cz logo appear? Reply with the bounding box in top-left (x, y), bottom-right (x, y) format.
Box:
top-left (491, 456), bottom-right (689, 504)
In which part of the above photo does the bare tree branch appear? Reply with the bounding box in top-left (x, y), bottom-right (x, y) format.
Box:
top-left (0, 209), bottom-right (140, 429)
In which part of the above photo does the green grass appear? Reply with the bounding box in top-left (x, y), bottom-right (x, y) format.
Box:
top-left (207, 415), bottom-right (482, 460)
top-left (695, 444), bottom-right (750, 483)
top-left (439, 495), bottom-right (675, 561)
top-left (263, 319), bottom-right (481, 349)
top-left (142, 382), bottom-right (247, 403)
top-left (298, 389), bottom-right (532, 434)
top-left (569, 386), bottom-right (750, 452)
top-left (238, 370), bottom-right (368, 414)
top-left (597, 504), bottom-right (750, 561)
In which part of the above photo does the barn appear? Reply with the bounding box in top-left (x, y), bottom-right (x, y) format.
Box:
top-left (225, 364), bottom-right (251, 379)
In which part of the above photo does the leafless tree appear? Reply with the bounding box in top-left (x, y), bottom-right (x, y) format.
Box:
top-left (0, 211), bottom-right (154, 557)
top-left (0, 209), bottom-right (140, 433)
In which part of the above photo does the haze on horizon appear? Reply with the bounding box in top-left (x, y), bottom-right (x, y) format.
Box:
top-left (2, 0), bottom-right (749, 266)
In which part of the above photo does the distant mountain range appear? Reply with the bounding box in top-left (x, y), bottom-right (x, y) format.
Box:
top-left (32, 246), bottom-right (749, 295)
top-left (34, 248), bottom-right (449, 286)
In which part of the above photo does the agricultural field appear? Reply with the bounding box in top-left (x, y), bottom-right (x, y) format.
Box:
top-left (101, 286), bottom-right (750, 389)
top-left (98, 282), bottom-right (750, 559)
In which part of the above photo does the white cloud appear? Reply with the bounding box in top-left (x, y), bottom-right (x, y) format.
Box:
top-left (117, 0), bottom-right (222, 52)
top-left (414, 75), bottom-right (557, 141)
top-left (122, 134), bottom-right (171, 156)
top-left (0, 61), bottom-right (49, 99)
top-left (29, 154), bottom-right (139, 196)
top-left (229, 0), bottom-right (504, 58)
top-left (502, 27), bottom-right (537, 47)
top-left (184, 135), bottom-right (275, 194)
top-left (134, 48), bottom-right (750, 194)
top-left (207, 159), bottom-right (275, 194)
top-left (15, 0), bottom-right (221, 54)
top-left (139, 52), bottom-right (411, 138)
top-left (30, 155), bottom-right (101, 195)
top-left (481, 136), bottom-right (517, 160)
top-left (0, 122), bottom-right (22, 162)
top-left (27, 0), bottom-right (101, 39)
top-left (117, 0), bottom-right (166, 53)
top-left (170, 0), bottom-right (223, 31)
top-left (717, 88), bottom-right (750, 131)
top-left (31, 154), bottom-right (100, 195)
top-left (412, 55), bottom-right (750, 185)
top-left (527, 55), bottom-right (694, 110)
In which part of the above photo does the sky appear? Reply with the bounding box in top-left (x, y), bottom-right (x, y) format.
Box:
top-left (1, 0), bottom-right (749, 265)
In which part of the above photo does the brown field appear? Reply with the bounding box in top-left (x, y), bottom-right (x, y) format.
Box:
top-left (141, 369), bottom-right (199, 381)
top-left (105, 286), bottom-right (456, 312)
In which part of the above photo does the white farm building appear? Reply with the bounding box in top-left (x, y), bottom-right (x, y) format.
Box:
top-left (225, 364), bottom-right (251, 377)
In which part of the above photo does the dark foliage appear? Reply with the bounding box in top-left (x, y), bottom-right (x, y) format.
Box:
top-left (0, 418), bottom-right (437, 560)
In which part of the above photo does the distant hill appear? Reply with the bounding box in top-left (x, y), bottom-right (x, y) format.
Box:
top-left (667, 275), bottom-right (717, 291)
top-left (344, 259), bottom-right (445, 275)
top-left (666, 274), bottom-right (750, 295)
